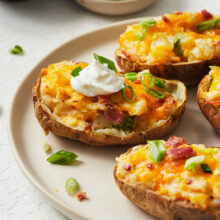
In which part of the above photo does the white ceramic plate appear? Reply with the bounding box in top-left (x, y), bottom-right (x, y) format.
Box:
top-left (8, 18), bottom-right (220, 220)
top-left (75, 0), bottom-right (156, 16)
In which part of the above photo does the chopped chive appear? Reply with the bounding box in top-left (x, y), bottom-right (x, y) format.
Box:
top-left (9, 45), bottom-right (23, 55)
top-left (112, 116), bottom-right (134, 131)
top-left (71, 67), bottom-right (82, 77)
top-left (173, 34), bottom-right (183, 57)
top-left (201, 163), bottom-right (212, 173)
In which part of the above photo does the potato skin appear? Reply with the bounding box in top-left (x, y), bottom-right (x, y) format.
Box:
top-left (32, 72), bottom-right (186, 146)
top-left (197, 74), bottom-right (220, 135)
top-left (115, 48), bottom-right (220, 87)
top-left (114, 166), bottom-right (218, 220)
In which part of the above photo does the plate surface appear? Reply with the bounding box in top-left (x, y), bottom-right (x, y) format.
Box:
top-left (8, 18), bottom-right (220, 220)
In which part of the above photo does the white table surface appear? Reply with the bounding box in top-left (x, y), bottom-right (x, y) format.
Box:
top-left (0, 0), bottom-right (219, 219)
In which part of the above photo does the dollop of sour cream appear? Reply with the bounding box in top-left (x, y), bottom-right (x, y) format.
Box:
top-left (70, 60), bottom-right (124, 97)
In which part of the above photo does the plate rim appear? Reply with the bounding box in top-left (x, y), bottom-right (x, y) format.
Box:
top-left (7, 16), bottom-right (151, 219)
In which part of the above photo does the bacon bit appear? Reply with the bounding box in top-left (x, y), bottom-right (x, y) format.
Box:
top-left (98, 95), bottom-right (112, 107)
top-left (146, 163), bottom-right (154, 170)
top-left (85, 120), bottom-right (92, 131)
top-left (162, 15), bottom-right (169, 23)
top-left (174, 11), bottom-right (183, 15)
top-left (214, 30), bottom-right (220, 35)
top-left (166, 136), bottom-right (186, 148)
top-left (167, 147), bottom-right (196, 161)
top-left (133, 79), bottom-right (141, 84)
top-left (123, 164), bottom-right (131, 171)
top-left (121, 50), bottom-right (131, 59)
top-left (76, 192), bottom-right (87, 201)
top-left (186, 179), bottom-right (193, 185)
top-left (210, 195), bottom-right (214, 199)
top-left (201, 10), bottom-right (213, 19)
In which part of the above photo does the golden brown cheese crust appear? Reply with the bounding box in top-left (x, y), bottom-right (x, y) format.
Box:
top-left (197, 74), bottom-right (220, 135)
top-left (114, 165), bottom-right (219, 220)
top-left (32, 71), bottom-right (187, 146)
top-left (116, 48), bottom-right (220, 87)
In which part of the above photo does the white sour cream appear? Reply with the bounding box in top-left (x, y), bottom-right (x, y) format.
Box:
top-left (70, 60), bottom-right (124, 97)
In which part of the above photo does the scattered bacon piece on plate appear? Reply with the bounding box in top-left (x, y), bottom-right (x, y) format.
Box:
top-left (166, 136), bottom-right (186, 148)
top-left (201, 10), bottom-right (213, 19)
top-left (167, 147), bottom-right (196, 160)
top-left (76, 192), bottom-right (87, 201)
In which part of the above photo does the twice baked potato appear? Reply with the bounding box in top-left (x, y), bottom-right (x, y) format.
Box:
top-left (114, 136), bottom-right (220, 219)
top-left (32, 56), bottom-right (186, 146)
top-left (197, 66), bottom-right (220, 134)
top-left (116, 11), bottom-right (220, 86)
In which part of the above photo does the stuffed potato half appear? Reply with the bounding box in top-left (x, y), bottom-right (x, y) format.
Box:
top-left (33, 55), bottom-right (186, 146)
top-left (197, 66), bottom-right (220, 134)
top-left (116, 11), bottom-right (220, 86)
top-left (114, 136), bottom-right (220, 220)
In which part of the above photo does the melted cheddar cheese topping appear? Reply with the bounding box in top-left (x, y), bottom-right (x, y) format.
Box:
top-left (116, 142), bottom-right (220, 210)
top-left (118, 12), bottom-right (220, 65)
top-left (39, 61), bottom-right (179, 131)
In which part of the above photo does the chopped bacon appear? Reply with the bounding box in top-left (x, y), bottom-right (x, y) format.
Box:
top-left (98, 96), bottom-right (124, 124)
top-left (174, 11), bottom-right (183, 15)
top-left (201, 10), bottom-right (213, 19)
top-left (146, 163), bottom-right (154, 170)
top-left (167, 147), bottom-right (196, 161)
top-left (123, 164), bottom-right (131, 171)
top-left (186, 179), bottom-right (193, 185)
top-left (121, 50), bottom-right (131, 59)
top-left (162, 15), bottom-right (169, 23)
top-left (166, 136), bottom-right (186, 148)
top-left (76, 192), bottom-right (87, 201)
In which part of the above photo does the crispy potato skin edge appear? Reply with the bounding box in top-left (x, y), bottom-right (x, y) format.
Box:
top-left (32, 72), bottom-right (186, 146)
top-left (113, 166), bottom-right (218, 220)
top-left (115, 48), bottom-right (220, 87)
top-left (197, 74), bottom-right (220, 135)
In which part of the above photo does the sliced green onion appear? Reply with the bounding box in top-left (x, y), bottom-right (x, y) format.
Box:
top-left (9, 45), bottom-right (23, 55)
top-left (43, 142), bottom-right (51, 153)
top-left (144, 86), bottom-right (165, 99)
top-left (137, 19), bottom-right (156, 41)
top-left (71, 67), bottom-right (82, 77)
top-left (213, 168), bottom-right (220, 176)
top-left (65, 178), bottom-right (79, 195)
top-left (112, 116), bottom-right (134, 131)
top-left (174, 34), bottom-right (183, 57)
top-left (185, 155), bottom-right (205, 173)
top-left (197, 18), bottom-right (220, 31)
top-left (155, 78), bottom-right (169, 91)
top-left (122, 72), bottom-right (138, 81)
top-left (201, 163), bottom-right (212, 173)
top-left (122, 84), bottom-right (136, 103)
top-left (141, 72), bottom-right (155, 88)
top-left (148, 140), bottom-right (166, 163)
top-left (47, 150), bottom-right (78, 165)
top-left (94, 53), bottom-right (117, 72)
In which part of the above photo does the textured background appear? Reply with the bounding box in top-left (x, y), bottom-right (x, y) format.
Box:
top-left (1, 0), bottom-right (219, 219)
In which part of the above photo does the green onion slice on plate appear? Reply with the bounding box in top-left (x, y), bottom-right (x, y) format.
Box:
top-left (47, 150), bottom-right (78, 165)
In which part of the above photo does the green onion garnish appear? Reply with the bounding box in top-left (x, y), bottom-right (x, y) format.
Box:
top-left (47, 150), bottom-right (78, 165)
top-left (9, 45), bottom-right (23, 55)
top-left (122, 84), bottom-right (136, 103)
top-left (155, 78), bottom-right (169, 91)
top-left (148, 140), bottom-right (166, 164)
top-left (185, 155), bottom-right (205, 173)
top-left (65, 178), bottom-right (79, 195)
top-left (71, 67), bottom-right (82, 77)
top-left (94, 53), bottom-right (117, 73)
top-left (112, 116), bottom-right (134, 131)
top-left (122, 72), bottom-right (138, 81)
top-left (214, 168), bottom-right (220, 176)
top-left (173, 34), bottom-right (183, 57)
top-left (43, 142), bottom-right (51, 153)
top-left (137, 19), bottom-right (156, 41)
top-left (201, 163), bottom-right (212, 173)
top-left (197, 18), bottom-right (220, 31)
top-left (144, 86), bottom-right (165, 99)
top-left (141, 72), bottom-right (155, 88)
